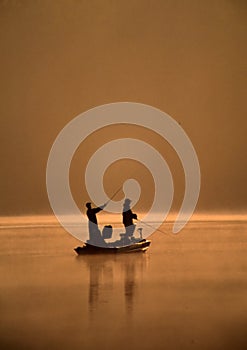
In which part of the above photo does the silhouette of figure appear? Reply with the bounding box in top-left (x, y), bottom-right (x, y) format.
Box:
top-left (86, 202), bottom-right (106, 245)
top-left (122, 199), bottom-right (137, 238)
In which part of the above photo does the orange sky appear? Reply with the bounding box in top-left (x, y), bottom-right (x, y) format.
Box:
top-left (0, 0), bottom-right (246, 216)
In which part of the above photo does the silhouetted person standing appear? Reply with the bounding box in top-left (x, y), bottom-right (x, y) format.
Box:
top-left (122, 199), bottom-right (137, 238)
top-left (86, 202), bottom-right (106, 245)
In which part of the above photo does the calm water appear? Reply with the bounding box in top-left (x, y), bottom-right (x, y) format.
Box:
top-left (0, 221), bottom-right (247, 350)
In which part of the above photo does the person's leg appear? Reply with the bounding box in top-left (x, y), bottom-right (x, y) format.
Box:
top-left (126, 224), bottom-right (136, 237)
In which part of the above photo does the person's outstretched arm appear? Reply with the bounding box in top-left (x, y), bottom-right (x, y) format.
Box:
top-left (93, 203), bottom-right (107, 213)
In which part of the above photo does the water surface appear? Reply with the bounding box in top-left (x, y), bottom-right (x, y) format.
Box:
top-left (0, 220), bottom-right (247, 350)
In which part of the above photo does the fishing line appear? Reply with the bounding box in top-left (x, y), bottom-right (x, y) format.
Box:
top-left (136, 218), bottom-right (171, 237)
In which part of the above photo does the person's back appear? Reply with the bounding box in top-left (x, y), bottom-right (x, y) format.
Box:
top-left (85, 202), bottom-right (106, 245)
top-left (122, 199), bottom-right (137, 237)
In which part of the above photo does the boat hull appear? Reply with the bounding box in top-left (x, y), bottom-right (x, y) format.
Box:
top-left (74, 239), bottom-right (151, 255)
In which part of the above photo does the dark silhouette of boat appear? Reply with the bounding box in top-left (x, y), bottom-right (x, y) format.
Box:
top-left (74, 239), bottom-right (151, 255)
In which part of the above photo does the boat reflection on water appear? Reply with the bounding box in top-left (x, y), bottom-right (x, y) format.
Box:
top-left (76, 253), bottom-right (149, 319)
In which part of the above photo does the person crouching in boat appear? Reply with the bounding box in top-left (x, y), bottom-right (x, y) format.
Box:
top-left (86, 202), bottom-right (106, 246)
top-left (122, 198), bottom-right (137, 240)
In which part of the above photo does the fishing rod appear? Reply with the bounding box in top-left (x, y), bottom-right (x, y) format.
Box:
top-left (108, 185), bottom-right (123, 202)
top-left (105, 193), bottom-right (172, 237)
top-left (103, 185), bottom-right (124, 207)
top-left (136, 218), bottom-right (171, 236)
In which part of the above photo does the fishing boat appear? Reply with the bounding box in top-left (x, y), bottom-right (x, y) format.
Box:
top-left (74, 238), bottom-right (151, 255)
